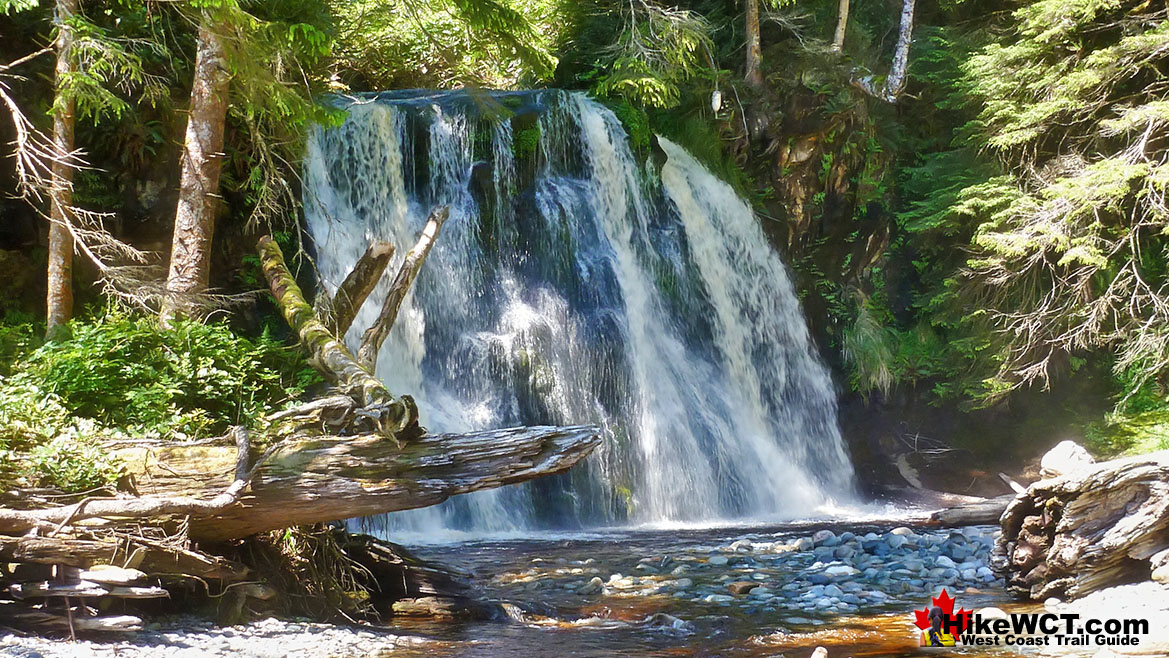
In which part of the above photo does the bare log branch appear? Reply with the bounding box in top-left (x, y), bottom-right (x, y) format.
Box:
top-left (357, 206), bottom-right (448, 371)
top-left (258, 236), bottom-right (396, 410)
top-left (322, 240), bottom-right (395, 336)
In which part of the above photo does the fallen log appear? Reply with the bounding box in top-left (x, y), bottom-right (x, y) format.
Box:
top-left (0, 534), bottom-right (248, 580)
top-left (992, 448), bottom-right (1169, 600)
top-left (929, 494), bottom-right (1014, 527)
top-left (0, 425), bottom-right (600, 542)
top-left (189, 423), bottom-right (601, 541)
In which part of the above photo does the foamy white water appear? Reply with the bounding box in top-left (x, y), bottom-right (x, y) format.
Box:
top-left (302, 90), bottom-right (856, 535)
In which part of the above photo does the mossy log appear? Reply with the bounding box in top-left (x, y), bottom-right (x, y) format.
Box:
top-left (992, 450), bottom-right (1169, 600)
top-left (257, 236), bottom-right (403, 420)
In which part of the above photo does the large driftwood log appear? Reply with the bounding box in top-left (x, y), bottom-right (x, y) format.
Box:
top-left (190, 424), bottom-right (600, 541)
top-left (992, 450), bottom-right (1169, 600)
top-left (0, 426), bottom-right (269, 535)
top-left (0, 425), bottom-right (600, 542)
top-left (0, 534), bottom-right (248, 580)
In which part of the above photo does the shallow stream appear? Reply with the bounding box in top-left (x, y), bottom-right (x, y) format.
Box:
top-left (382, 521), bottom-right (1034, 657)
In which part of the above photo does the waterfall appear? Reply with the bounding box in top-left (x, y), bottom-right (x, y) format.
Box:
top-left (302, 90), bottom-right (855, 534)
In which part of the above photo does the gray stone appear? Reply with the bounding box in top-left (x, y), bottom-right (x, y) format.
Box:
top-left (1040, 440), bottom-right (1095, 479)
top-left (811, 530), bottom-right (837, 545)
top-left (577, 577), bottom-right (604, 594)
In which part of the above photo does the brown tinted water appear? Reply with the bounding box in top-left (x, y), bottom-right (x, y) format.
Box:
top-left (375, 522), bottom-right (1037, 657)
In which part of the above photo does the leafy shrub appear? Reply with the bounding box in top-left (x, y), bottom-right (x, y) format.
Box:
top-left (18, 312), bottom-right (320, 437)
top-left (0, 311), bottom-right (320, 492)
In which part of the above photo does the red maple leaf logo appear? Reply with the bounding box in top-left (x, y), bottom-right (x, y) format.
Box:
top-left (913, 588), bottom-right (971, 634)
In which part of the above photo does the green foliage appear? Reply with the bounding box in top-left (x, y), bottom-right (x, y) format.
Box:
top-left (328, 0), bottom-right (558, 90)
top-left (0, 311), bottom-right (319, 492)
top-left (581, 0), bottom-right (715, 109)
top-left (611, 100), bottom-right (650, 151)
top-left (513, 124), bottom-right (541, 159)
top-left (17, 311), bottom-right (319, 436)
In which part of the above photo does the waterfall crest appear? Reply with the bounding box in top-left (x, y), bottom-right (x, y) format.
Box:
top-left (303, 90), bottom-right (855, 533)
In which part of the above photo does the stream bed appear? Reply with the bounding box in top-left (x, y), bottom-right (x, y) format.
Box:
top-left (387, 521), bottom-right (1034, 657)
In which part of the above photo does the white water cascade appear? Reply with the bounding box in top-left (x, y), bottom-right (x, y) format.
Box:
top-left (302, 90), bottom-right (855, 534)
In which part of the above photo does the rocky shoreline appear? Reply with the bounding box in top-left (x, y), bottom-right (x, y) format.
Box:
top-left (0, 617), bottom-right (430, 658)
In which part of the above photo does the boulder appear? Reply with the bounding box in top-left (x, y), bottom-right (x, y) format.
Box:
top-left (1039, 440), bottom-right (1095, 479)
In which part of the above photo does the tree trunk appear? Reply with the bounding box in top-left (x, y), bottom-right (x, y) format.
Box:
top-left (851, 0), bottom-right (916, 103)
top-left (45, 0), bottom-right (78, 338)
top-left (744, 0), bottom-right (764, 89)
top-left (160, 18), bottom-right (230, 325)
top-left (993, 450), bottom-right (1169, 600)
top-left (256, 236), bottom-right (417, 437)
top-left (831, 0), bottom-right (849, 52)
top-left (357, 206), bottom-right (448, 371)
top-left (883, 0), bottom-right (916, 101)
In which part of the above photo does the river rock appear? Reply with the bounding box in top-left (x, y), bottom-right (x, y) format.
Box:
top-left (729, 539), bottom-right (753, 553)
top-left (793, 537), bottom-right (814, 551)
top-left (823, 584), bottom-right (843, 597)
top-left (642, 612), bottom-right (695, 633)
top-left (708, 555), bottom-right (729, 566)
top-left (886, 534), bottom-right (908, 550)
top-left (728, 581), bottom-right (759, 595)
top-left (935, 555), bottom-right (956, 569)
top-left (1040, 440), bottom-right (1095, 478)
top-left (810, 647), bottom-right (828, 658)
top-left (811, 530), bottom-right (837, 546)
top-left (833, 546), bottom-right (855, 559)
top-left (824, 565), bottom-right (859, 578)
top-left (577, 577), bottom-right (604, 594)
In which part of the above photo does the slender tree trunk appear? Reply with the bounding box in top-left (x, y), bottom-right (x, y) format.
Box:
top-left (744, 0), bottom-right (764, 89)
top-left (160, 18), bottom-right (230, 325)
top-left (831, 0), bottom-right (850, 52)
top-left (883, 0), bottom-right (916, 101)
top-left (851, 0), bottom-right (916, 102)
top-left (45, 0), bottom-right (78, 338)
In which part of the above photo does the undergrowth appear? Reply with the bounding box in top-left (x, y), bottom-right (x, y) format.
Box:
top-left (0, 310), bottom-right (320, 493)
